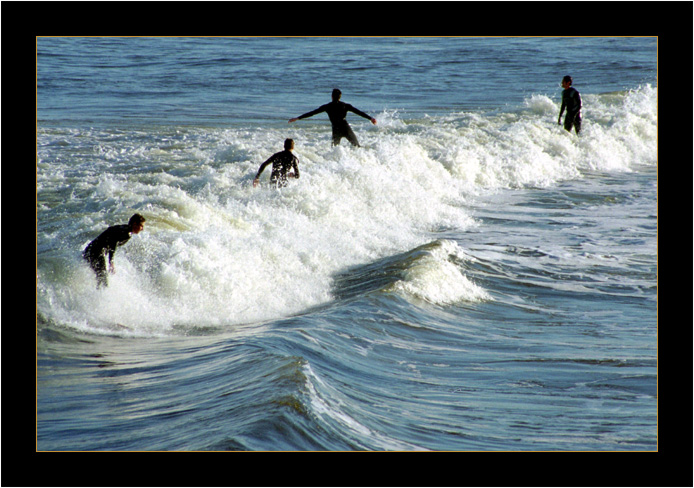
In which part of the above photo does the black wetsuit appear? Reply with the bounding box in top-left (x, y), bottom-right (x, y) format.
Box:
top-left (559, 86), bottom-right (582, 134)
top-left (255, 149), bottom-right (300, 187)
top-left (83, 225), bottom-right (132, 288)
top-left (297, 100), bottom-right (373, 147)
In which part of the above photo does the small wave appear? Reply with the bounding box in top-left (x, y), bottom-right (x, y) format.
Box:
top-left (387, 240), bottom-right (489, 305)
top-left (302, 363), bottom-right (426, 450)
top-left (334, 240), bottom-right (489, 306)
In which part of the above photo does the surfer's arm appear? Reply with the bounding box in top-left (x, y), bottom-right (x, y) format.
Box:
top-left (100, 226), bottom-right (124, 271)
top-left (347, 104), bottom-right (377, 124)
top-left (290, 159), bottom-right (300, 179)
top-left (105, 248), bottom-right (116, 272)
top-left (253, 156), bottom-right (275, 186)
top-left (289, 105), bottom-right (327, 123)
top-left (558, 94), bottom-right (567, 123)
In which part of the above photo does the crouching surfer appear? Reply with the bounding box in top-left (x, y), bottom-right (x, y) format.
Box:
top-left (83, 213), bottom-right (146, 288)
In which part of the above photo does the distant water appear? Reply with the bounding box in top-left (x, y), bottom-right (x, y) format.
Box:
top-left (36, 37), bottom-right (658, 452)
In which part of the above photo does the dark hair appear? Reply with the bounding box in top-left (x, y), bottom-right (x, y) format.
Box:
top-left (332, 88), bottom-right (342, 101)
top-left (562, 75), bottom-right (573, 85)
top-left (284, 138), bottom-right (295, 151)
top-left (129, 213), bottom-right (146, 226)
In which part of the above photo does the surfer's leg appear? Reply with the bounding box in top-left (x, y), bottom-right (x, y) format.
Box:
top-left (87, 254), bottom-right (108, 288)
top-left (332, 124), bottom-right (360, 147)
top-left (331, 129), bottom-right (343, 146)
top-left (564, 111), bottom-right (581, 134)
top-left (344, 125), bottom-right (360, 147)
top-left (563, 116), bottom-right (573, 132)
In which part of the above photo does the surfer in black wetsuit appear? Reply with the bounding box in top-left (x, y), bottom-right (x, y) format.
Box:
top-left (289, 89), bottom-right (377, 147)
top-left (558, 75), bottom-right (582, 134)
top-left (253, 138), bottom-right (300, 188)
top-left (83, 213), bottom-right (146, 288)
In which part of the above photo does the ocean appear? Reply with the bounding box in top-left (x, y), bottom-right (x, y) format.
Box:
top-left (36, 37), bottom-right (658, 454)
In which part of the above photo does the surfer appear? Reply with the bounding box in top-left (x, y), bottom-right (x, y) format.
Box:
top-left (83, 213), bottom-right (146, 288)
top-left (558, 75), bottom-right (582, 134)
top-left (289, 88), bottom-right (377, 147)
top-left (253, 138), bottom-right (300, 188)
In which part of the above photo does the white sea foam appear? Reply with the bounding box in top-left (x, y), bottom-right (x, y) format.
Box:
top-left (36, 86), bottom-right (657, 334)
top-left (389, 240), bottom-right (489, 305)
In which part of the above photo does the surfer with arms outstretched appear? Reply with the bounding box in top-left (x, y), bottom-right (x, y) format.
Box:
top-left (289, 88), bottom-right (377, 147)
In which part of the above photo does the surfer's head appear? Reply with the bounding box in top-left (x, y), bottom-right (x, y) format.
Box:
top-left (128, 213), bottom-right (146, 234)
top-left (561, 75), bottom-right (573, 88)
top-left (284, 138), bottom-right (295, 151)
top-left (332, 88), bottom-right (342, 101)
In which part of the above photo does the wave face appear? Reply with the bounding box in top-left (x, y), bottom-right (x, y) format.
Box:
top-left (36, 37), bottom-right (657, 453)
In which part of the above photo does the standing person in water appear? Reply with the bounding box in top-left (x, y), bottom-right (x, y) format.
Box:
top-left (289, 88), bottom-right (377, 147)
top-left (83, 213), bottom-right (146, 288)
top-left (253, 138), bottom-right (300, 188)
top-left (558, 75), bottom-right (582, 134)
